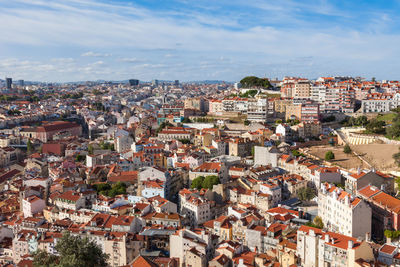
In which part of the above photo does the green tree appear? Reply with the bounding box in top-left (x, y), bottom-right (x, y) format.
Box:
top-left (365, 119), bottom-right (385, 134)
top-left (292, 150), bottom-right (301, 157)
top-left (108, 182), bottom-right (127, 197)
top-left (297, 187), bottom-right (316, 201)
top-left (343, 144), bottom-right (352, 154)
top-left (202, 175), bottom-right (220, 190)
top-left (182, 117), bottom-right (192, 123)
top-left (88, 145), bottom-right (94, 155)
top-left (156, 121), bottom-right (173, 134)
top-left (395, 177), bottom-right (400, 190)
top-left (33, 232), bottom-right (109, 267)
top-left (27, 139), bottom-right (34, 154)
top-left (393, 148), bottom-right (400, 167)
top-left (240, 76), bottom-right (271, 88)
top-left (313, 216), bottom-right (324, 229)
top-left (239, 89), bottom-right (258, 98)
top-left (325, 151), bottom-right (335, 161)
top-left (75, 154), bottom-right (85, 162)
top-left (386, 112), bottom-right (400, 139)
top-left (244, 120), bottom-right (250, 126)
top-left (384, 230), bottom-right (400, 239)
top-left (191, 176), bottom-right (205, 190)
top-left (33, 249), bottom-right (58, 267)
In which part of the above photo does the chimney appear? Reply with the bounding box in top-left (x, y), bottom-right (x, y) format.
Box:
top-left (325, 234), bottom-right (329, 243)
top-left (298, 209), bottom-right (304, 219)
top-left (348, 240), bottom-right (353, 249)
top-left (309, 229), bottom-right (315, 236)
top-left (365, 232), bottom-right (370, 242)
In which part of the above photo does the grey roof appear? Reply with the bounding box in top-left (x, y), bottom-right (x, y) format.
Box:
top-left (140, 229), bottom-right (176, 236)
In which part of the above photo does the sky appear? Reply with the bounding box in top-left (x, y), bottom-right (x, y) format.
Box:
top-left (1, 0), bottom-right (400, 82)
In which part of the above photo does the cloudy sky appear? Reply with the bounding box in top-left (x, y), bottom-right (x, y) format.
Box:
top-left (1, 0), bottom-right (400, 82)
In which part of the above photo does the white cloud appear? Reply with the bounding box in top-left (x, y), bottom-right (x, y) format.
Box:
top-left (119, 57), bottom-right (143, 63)
top-left (81, 51), bottom-right (111, 57)
top-left (0, 0), bottom-right (399, 81)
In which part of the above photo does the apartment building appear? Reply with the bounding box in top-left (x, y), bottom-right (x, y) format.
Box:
top-left (297, 225), bottom-right (374, 267)
top-left (247, 98), bottom-right (268, 122)
top-left (318, 184), bottom-right (371, 238)
top-left (170, 228), bottom-right (215, 266)
top-left (179, 189), bottom-right (211, 227)
top-left (361, 93), bottom-right (400, 113)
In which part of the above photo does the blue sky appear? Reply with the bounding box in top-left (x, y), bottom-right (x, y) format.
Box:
top-left (1, 0), bottom-right (400, 82)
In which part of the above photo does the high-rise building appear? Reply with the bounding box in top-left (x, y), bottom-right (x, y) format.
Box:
top-left (5, 77), bottom-right (12, 89)
top-left (174, 80), bottom-right (179, 87)
top-left (128, 79), bottom-right (139, 86)
top-left (152, 79), bottom-right (159, 87)
top-left (18, 80), bottom-right (24, 87)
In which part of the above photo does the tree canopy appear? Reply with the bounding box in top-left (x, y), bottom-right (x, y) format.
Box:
top-left (191, 176), bottom-right (204, 190)
top-left (324, 151), bottom-right (335, 161)
top-left (191, 175), bottom-right (220, 190)
top-left (365, 119), bottom-right (385, 134)
top-left (93, 182), bottom-right (127, 197)
top-left (297, 187), bottom-right (316, 201)
top-left (240, 76), bottom-right (271, 89)
top-left (343, 144), bottom-right (352, 154)
top-left (239, 89), bottom-right (258, 98)
top-left (305, 216), bottom-right (324, 229)
top-left (27, 139), bottom-right (34, 154)
top-left (33, 232), bottom-right (109, 267)
top-left (202, 175), bottom-right (220, 189)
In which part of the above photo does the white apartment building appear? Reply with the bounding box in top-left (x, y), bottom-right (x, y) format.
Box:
top-left (22, 196), bottom-right (46, 218)
top-left (247, 98), bottom-right (268, 122)
top-left (297, 225), bottom-right (374, 267)
top-left (318, 184), bottom-right (371, 238)
top-left (361, 93), bottom-right (400, 113)
top-left (170, 228), bottom-right (214, 266)
top-left (115, 135), bottom-right (133, 153)
top-left (179, 189), bottom-right (211, 227)
top-left (259, 182), bottom-right (282, 207)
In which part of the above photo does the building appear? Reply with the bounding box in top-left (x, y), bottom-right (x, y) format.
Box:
top-left (310, 166), bottom-right (341, 188)
top-left (115, 135), bottom-right (134, 153)
top-left (5, 77), bottom-right (12, 90)
top-left (300, 102), bottom-right (320, 123)
top-left (184, 98), bottom-right (204, 112)
top-left (344, 170), bottom-right (394, 195)
top-left (296, 122), bottom-right (322, 139)
top-left (22, 196), bottom-right (46, 218)
top-left (189, 162), bottom-right (228, 185)
top-left (361, 93), bottom-right (400, 113)
top-left (247, 98), bottom-right (268, 122)
top-left (318, 183), bottom-right (371, 238)
top-left (293, 79), bottom-right (311, 99)
top-left (19, 121), bottom-right (82, 143)
top-left (358, 185), bottom-right (400, 239)
top-left (158, 129), bottom-right (192, 142)
top-left (254, 146), bottom-right (281, 167)
top-left (179, 189), bottom-right (211, 227)
top-left (129, 79), bottom-right (139, 86)
top-left (170, 228), bottom-right (214, 266)
top-left (297, 225), bottom-right (374, 267)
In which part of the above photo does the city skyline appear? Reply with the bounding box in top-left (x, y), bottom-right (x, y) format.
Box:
top-left (1, 0), bottom-right (400, 82)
